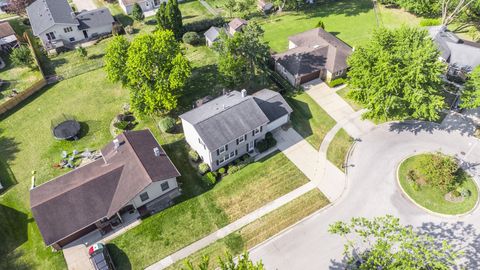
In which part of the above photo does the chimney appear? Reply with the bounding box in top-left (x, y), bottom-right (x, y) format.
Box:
top-left (241, 89), bottom-right (247, 98)
top-left (113, 139), bottom-right (120, 150)
top-left (153, 147), bottom-right (160, 157)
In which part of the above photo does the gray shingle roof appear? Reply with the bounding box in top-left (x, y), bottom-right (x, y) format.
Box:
top-left (428, 26), bottom-right (480, 71)
top-left (228, 18), bottom-right (247, 31)
top-left (26, 0), bottom-right (78, 35)
top-left (253, 89), bottom-right (293, 122)
top-left (77, 8), bottom-right (114, 30)
top-left (273, 46), bottom-right (329, 77)
top-left (30, 129), bottom-right (180, 246)
top-left (282, 28), bottom-right (352, 74)
top-left (204, 26), bottom-right (224, 42)
top-left (180, 91), bottom-right (270, 150)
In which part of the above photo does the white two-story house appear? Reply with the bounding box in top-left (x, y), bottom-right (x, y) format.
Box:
top-left (26, 0), bottom-right (114, 51)
top-left (180, 89), bottom-right (292, 171)
top-left (119, 0), bottom-right (164, 14)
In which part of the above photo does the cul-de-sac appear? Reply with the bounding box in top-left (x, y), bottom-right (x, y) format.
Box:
top-left (1, 0), bottom-right (480, 269)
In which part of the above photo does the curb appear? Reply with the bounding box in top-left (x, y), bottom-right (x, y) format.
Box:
top-left (395, 153), bottom-right (480, 219)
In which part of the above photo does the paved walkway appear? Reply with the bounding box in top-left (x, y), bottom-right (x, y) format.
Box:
top-left (146, 181), bottom-right (317, 270)
top-left (199, 0), bottom-right (219, 16)
top-left (303, 80), bottom-right (375, 138)
top-left (72, 0), bottom-right (97, 11)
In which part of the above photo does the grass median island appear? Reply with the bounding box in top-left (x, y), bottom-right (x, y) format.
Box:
top-left (327, 129), bottom-right (353, 171)
top-left (398, 154), bottom-right (479, 215)
top-left (108, 152), bottom-right (309, 269)
top-left (166, 189), bottom-right (329, 270)
top-left (287, 92), bottom-right (336, 149)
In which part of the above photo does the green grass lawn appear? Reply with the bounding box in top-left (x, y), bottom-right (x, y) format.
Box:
top-left (181, 0), bottom-right (215, 23)
top-left (287, 92), bottom-right (336, 149)
top-left (257, 0), bottom-right (422, 53)
top-left (399, 154), bottom-right (479, 215)
top-left (166, 189), bottom-right (329, 269)
top-left (108, 152), bottom-right (309, 269)
top-left (336, 87), bottom-right (363, 111)
top-left (327, 128), bottom-right (353, 171)
top-left (0, 53), bottom-right (43, 104)
top-left (0, 69), bottom-right (129, 270)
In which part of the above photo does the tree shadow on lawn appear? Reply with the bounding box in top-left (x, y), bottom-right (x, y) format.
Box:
top-left (0, 205), bottom-right (31, 259)
top-left (303, 0), bottom-right (373, 18)
top-left (0, 249), bottom-right (33, 270)
top-left (0, 128), bottom-right (20, 191)
top-left (106, 243), bottom-right (132, 270)
top-left (285, 93), bottom-right (314, 141)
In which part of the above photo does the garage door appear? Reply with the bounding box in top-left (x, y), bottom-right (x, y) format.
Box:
top-left (299, 71), bottom-right (320, 84)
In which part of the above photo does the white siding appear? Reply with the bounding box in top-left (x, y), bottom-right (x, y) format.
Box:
top-left (267, 114), bottom-right (289, 131)
top-left (38, 23), bottom-right (112, 48)
top-left (182, 119), bottom-right (213, 166)
top-left (130, 178), bottom-right (178, 208)
top-left (275, 62), bottom-right (297, 86)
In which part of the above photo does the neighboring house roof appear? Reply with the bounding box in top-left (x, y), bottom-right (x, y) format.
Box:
top-left (26, 0), bottom-right (78, 35)
top-left (180, 90), bottom-right (292, 151)
top-left (228, 18), bottom-right (247, 31)
top-left (428, 26), bottom-right (480, 71)
top-left (204, 26), bottom-right (224, 42)
top-left (273, 46), bottom-right (329, 77)
top-left (30, 129), bottom-right (180, 246)
top-left (258, 0), bottom-right (273, 11)
top-left (281, 27), bottom-right (352, 74)
top-left (0, 21), bottom-right (15, 38)
top-left (180, 91), bottom-right (270, 151)
top-left (77, 8), bottom-right (114, 30)
top-left (253, 89), bottom-right (293, 122)
top-left (120, 0), bottom-right (146, 6)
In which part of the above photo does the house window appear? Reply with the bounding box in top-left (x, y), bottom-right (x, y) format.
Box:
top-left (236, 134), bottom-right (247, 145)
top-left (46, 32), bottom-right (56, 41)
top-left (252, 126), bottom-right (262, 136)
top-left (161, 181), bottom-right (169, 191)
top-left (64, 27), bottom-right (73, 33)
top-left (217, 144), bottom-right (228, 155)
top-left (154, 0), bottom-right (161, 6)
top-left (140, 192), bottom-right (149, 202)
top-left (69, 37), bottom-right (75, 42)
top-left (218, 151), bottom-right (236, 164)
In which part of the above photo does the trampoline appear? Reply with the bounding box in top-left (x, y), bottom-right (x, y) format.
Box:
top-left (51, 114), bottom-right (81, 140)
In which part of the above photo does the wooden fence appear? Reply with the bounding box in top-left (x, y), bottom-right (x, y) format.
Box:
top-left (0, 32), bottom-right (47, 116)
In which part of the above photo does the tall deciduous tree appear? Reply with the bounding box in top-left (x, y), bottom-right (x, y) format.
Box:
top-left (125, 30), bottom-right (191, 114)
top-left (460, 66), bottom-right (480, 108)
top-left (158, 0), bottom-right (183, 39)
top-left (183, 252), bottom-right (264, 270)
top-left (347, 27), bottom-right (446, 121)
top-left (104, 36), bottom-right (130, 85)
top-left (329, 215), bottom-right (460, 269)
top-left (3, 0), bottom-right (34, 16)
top-left (131, 3), bottom-right (144, 21)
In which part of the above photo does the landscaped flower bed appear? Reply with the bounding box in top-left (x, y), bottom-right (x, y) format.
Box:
top-left (398, 153), bottom-right (479, 215)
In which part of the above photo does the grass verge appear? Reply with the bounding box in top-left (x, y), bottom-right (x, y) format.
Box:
top-left (326, 129), bottom-right (353, 171)
top-left (398, 154), bottom-right (479, 215)
top-left (166, 189), bottom-right (329, 269)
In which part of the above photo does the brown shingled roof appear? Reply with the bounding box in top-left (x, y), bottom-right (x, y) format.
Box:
top-left (284, 28), bottom-right (353, 74)
top-left (0, 22), bottom-right (15, 38)
top-left (228, 18), bottom-right (248, 31)
top-left (30, 129), bottom-right (180, 246)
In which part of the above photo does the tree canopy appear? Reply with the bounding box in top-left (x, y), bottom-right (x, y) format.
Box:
top-left (104, 35), bottom-right (130, 85)
top-left (213, 22), bottom-right (270, 88)
top-left (3, 0), bottom-right (34, 16)
top-left (347, 26), bottom-right (446, 121)
top-left (10, 45), bottom-right (33, 68)
top-left (460, 66), bottom-right (480, 108)
top-left (131, 3), bottom-right (144, 21)
top-left (156, 0), bottom-right (183, 39)
top-left (329, 215), bottom-right (460, 269)
top-left (104, 30), bottom-right (191, 114)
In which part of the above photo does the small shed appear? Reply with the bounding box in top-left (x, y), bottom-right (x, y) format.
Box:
top-left (0, 22), bottom-right (18, 51)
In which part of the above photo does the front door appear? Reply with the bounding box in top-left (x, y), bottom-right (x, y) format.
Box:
top-left (247, 141), bottom-right (254, 152)
top-left (83, 30), bottom-right (88, 39)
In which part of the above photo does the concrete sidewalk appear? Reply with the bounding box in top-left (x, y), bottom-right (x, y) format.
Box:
top-left (146, 181), bottom-right (317, 270)
top-left (303, 81), bottom-right (374, 138)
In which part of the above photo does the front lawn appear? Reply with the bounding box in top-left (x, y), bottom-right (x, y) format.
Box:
top-left (336, 87), bottom-right (363, 111)
top-left (398, 154), bottom-right (479, 215)
top-left (0, 69), bottom-right (129, 269)
top-left (287, 92), bottom-right (336, 149)
top-left (327, 128), bottom-right (353, 171)
top-left (166, 189), bottom-right (329, 269)
top-left (257, 0), bottom-right (421, 52)
top-left (108, 152), bottom-right (309, 269)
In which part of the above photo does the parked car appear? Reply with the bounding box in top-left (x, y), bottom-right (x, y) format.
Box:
top-left (89, 243), bottom-right (115, 270)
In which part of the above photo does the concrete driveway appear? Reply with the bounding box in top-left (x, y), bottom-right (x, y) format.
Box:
top-left (72, 0), bottom-right (97, 11)
top-left (250, 121), bottom-right (480, 269)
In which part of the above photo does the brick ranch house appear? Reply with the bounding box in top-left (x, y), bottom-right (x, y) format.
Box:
top-left (30, 129), bottom-right (180, 250)
top-left (273, 27), bottom-right (353, 86)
